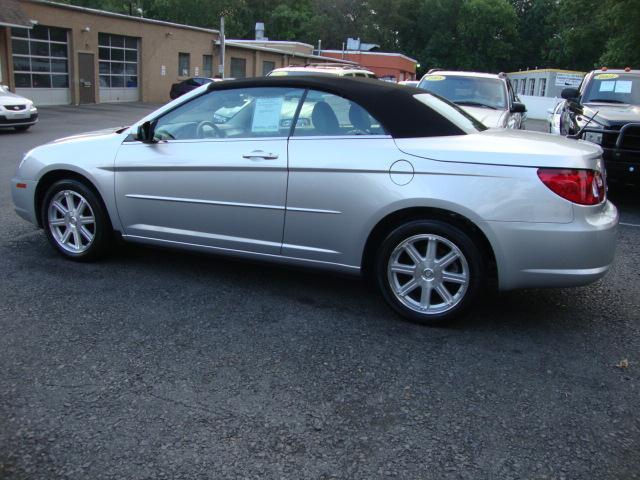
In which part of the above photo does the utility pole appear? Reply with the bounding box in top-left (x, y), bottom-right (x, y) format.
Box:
top-left (219, 16), bottom-right (225, 79)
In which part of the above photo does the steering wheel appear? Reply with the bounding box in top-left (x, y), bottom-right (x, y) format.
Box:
top-left (196, 120), bottom-right (224, 139)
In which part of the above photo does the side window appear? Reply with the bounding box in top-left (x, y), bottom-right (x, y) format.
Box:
top-left (153, 87), bottom-right (304, 141)
top-left (293, 90), bottom-right (387, 137)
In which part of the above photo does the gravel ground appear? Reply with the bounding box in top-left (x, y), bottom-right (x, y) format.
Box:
top-left (0, 104), bottom-right (638, 479)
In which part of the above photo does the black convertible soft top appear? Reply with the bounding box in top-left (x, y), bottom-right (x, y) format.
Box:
top-left (207, 76), bottom-right (466, 138)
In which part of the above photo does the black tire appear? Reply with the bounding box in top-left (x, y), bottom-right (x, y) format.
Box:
top-left (41, 179), bottom-right (113, 262)
top-left (14, 125), bottom-right (30, 132)
top-left (374, 219), bottom-right (484, 325)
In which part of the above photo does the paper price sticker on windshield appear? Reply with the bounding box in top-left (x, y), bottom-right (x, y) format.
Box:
top-left (615, 81), bottom-right (632, 93)
top-left (594, 73), bottom-right (619, 80)
top-left (251, 97), bottom-right (284, 133)
top-left (424, 75), bottom-right (446, 81)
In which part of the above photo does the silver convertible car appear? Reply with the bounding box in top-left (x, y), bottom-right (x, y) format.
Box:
top-left (11, 77), bottom-right (618, 324)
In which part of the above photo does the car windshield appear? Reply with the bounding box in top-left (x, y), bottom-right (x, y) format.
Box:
top-left (418, 75), bottom-right (507, 110)
top-left (413, 93), bottom-right (487, 134)
top-left (582, 73), bottom-right (640, 105)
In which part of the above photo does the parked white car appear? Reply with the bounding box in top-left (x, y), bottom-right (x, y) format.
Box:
top-left (418, 70), bottom-right (526, 129)
top-left (268, 64), bottom-right (377, 78)
top-left (0, 85), bottom-right (38, 131)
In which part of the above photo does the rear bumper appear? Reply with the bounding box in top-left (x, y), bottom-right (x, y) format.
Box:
top-left (488, 200), bottom-right (618, 290)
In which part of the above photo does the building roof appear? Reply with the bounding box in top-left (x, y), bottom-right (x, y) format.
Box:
top-left (228, 39), bottom-right (315, 50)
top-left (205, 75), bottom-right (464, 138)
top-left (320, 50), bottom-right (418, 64)
top-left (222, 41), bottom-right (355, 64)
top-left (0, 0), bottom-right (33, 28)
top-left (25, 0), bottom-right (220, 35)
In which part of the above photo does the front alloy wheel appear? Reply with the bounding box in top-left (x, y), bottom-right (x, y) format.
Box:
top-left (376, 220), bottom-right (483, 325)
top-left (42, 179), bottom-right (112, 261)
top-left (48, 190), bottom-right (96, 254)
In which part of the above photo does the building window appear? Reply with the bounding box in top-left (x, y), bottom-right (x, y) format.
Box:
top-left (528, 78), bottom-right (536, 95)
top-left (520, 79), bottom-right (526, 95)
top-left (230, 57), bottom-right (246, 79)
top-left (11, 25), bottom-right (69, 88)
top-left (539, 78), bottom-right (547, 97)
top-left (512, 79), bottom-right (518, 91)
top-left (98, 33), bottom-right (138, 88)
top-left (202, 55), bottom-right (213, 78)
top-left (262, 60), bottom-right (276, 76)
top-left (178, 53), bottom-right (190, 77)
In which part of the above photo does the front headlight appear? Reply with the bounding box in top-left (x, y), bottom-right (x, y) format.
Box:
top-left (576, 115), bottom-right (604, 144)
top-left (583, 131), bottom-right (603, 144)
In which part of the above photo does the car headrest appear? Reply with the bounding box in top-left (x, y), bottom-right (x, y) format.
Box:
top-left (311, 101), bottom-right (340, 135)
top-left (349, 103), bottom-right (372, 131)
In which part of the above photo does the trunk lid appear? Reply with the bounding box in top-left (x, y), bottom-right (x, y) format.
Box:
top-left (395, 129), bottom-right (603, 170)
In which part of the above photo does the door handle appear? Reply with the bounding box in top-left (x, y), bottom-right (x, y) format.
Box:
top-left (242, 150), bottom-right (279, 160)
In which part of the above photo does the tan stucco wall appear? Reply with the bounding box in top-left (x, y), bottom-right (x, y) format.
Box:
top-left (7, 1), bottom-right (349, 104)
top-left (20, 1), bottom-right (219, 103)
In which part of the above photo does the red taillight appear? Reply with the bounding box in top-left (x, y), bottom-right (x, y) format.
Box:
top-left (537, 168), bottom-right (605, 205)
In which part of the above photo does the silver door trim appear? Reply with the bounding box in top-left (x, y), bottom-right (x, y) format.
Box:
top-left (125, 193), bottom-right (341, 214)
top-left (125, 193), bottom-right (285, 211)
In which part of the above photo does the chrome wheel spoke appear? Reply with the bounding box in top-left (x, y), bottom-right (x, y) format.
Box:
top-left (435, 284), bottom-right (454, 305)
top-left (390, 262), bottom-right (415, 275)
top-left (52, 200), bottom-right (68, 215)
top-left (404, 243), bottom-right (423, 265)
top-left (442, 271), bottom-right (467, 284)
top-left (75, 198), bottom-right (87, 215)
top-left (79, 225), bottom-right (93, 242)
top-left (79, 215), bottom-right (94, 225)
top-left (72, 229), bottom-right (82, 249)
top-left (60, 227), bottom-right (72, 244)
top-left (437, 250), bottom-right (459, 269)
top-left (425, 237), bottom-right (436, 265)
top-left (64, 191), bottom-right (75, 212)
top-left (419, 283), bottom-right (433, 310)
top-left (397, 278), bottom-right (419, 296)
top-left (49, 218), bottom-right (66, 227)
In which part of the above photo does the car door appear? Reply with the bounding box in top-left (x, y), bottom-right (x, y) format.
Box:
top-left (283, 89), bottom-right (398, 267)
top-left (115, 86), bottom-right (304, 254)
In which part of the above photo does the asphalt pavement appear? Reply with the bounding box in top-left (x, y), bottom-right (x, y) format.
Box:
top-left (0, 104), bottom-right (638, 479)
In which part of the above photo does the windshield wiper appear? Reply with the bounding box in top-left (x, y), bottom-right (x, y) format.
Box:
top-left (586, 99), bottom-right (627, 104)
top-left (454, 101), bottom-right (498, 110)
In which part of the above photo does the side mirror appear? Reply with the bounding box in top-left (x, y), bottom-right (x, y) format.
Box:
top-left (510, 102), bottom-right (526, 114)
top-left (561, 87), bottom-right (580, 100)
top-left (137, 120), bottom-right (155, 143)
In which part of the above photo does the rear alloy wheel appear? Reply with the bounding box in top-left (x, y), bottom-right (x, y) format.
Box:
top-left (375, 220), bottom-right (483, 325)
top-left (42, 179), bottom-right (112, 261)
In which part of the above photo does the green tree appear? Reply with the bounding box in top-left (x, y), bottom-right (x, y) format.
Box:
top-left (455, 0), bottom-right (518, 71)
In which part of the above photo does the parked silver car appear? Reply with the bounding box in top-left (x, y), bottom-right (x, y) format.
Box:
top-left (11, 77), bottom-right (617, 324)
top-left (0, 85), bottom-right (38, 131)
top-left (418, 70), bottom-right (526, 129)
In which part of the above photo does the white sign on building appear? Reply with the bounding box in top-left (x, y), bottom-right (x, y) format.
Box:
top-left (555, 73), bottom-right (582, 87)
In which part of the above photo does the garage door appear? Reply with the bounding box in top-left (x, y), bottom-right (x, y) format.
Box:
top-left (98, 33), bottom-right (139, 103)
top-left (11, 25), bottom-right (71, 105)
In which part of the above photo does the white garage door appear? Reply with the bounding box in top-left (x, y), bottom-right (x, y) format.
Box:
top-left (12, 25), bottom-right (71, 105)
top-left (98, 33), bottom-right (139, 103)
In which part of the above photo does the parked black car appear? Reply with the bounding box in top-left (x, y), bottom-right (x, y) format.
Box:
top-left (559, 68), bottom-right (640, 181)
top-left (169, 77), bottom-right (214, 99)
